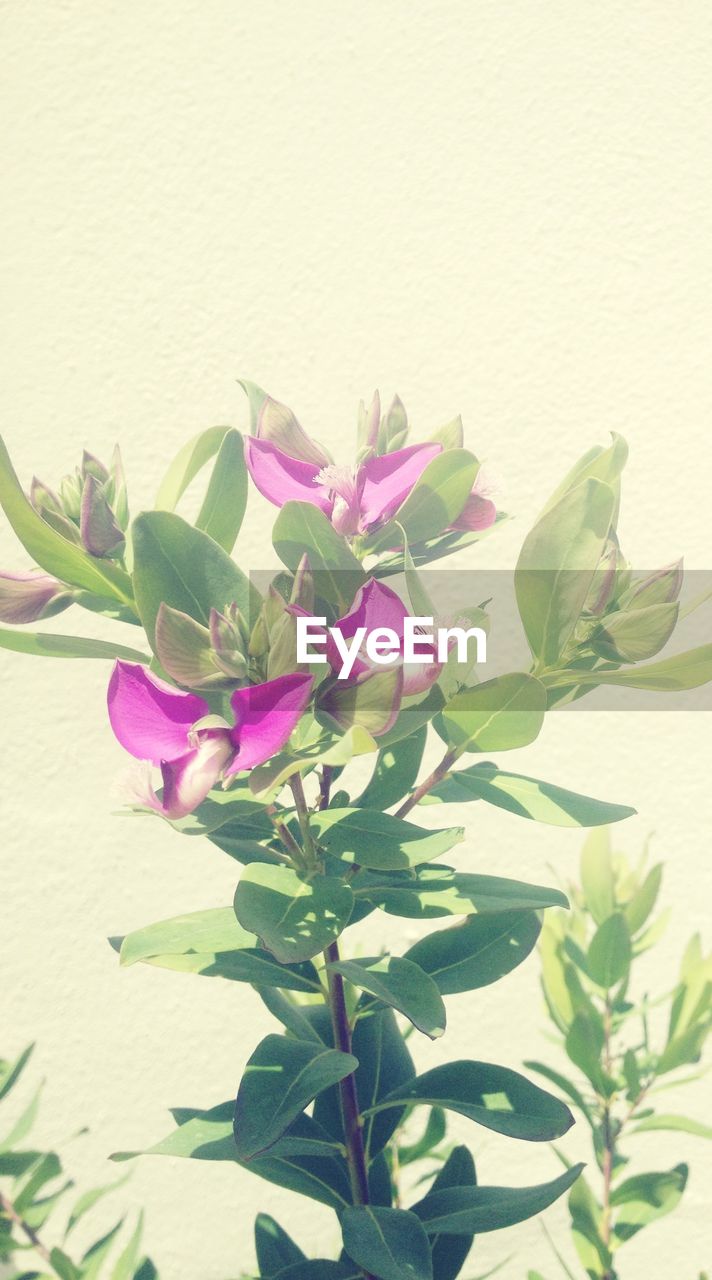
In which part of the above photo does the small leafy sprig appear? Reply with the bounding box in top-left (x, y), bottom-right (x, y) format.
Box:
top-left (0, 1044), bottom-right (157, 1280)
top-left (526, 830), bottom-right (712, 1280)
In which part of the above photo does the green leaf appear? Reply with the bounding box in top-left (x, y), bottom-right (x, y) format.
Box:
top-left (116, 906), bottom-right (321, 992)
top-left (48, 1247), bottom-right (83, 1280)
top-left (404, 911), bottom-right (541, 994)
top-left (376, 684), bottom-right (446, 750)
top-left (154, 425), bottom-right (230, 510)
top-left (355, 726), bottom-right (428, 810)
top-left (543, 644), bottom-right (712, 692)
top-left (397, 1108), bottom-right (447, 1168)
top-left (0, 1085), bottom-right (42, 1153)
top-left (539, 433), bottom-right (628, 518)
top-left (580, 828), bottom-right (615, 924)
top-left (0, 436), bottom-right (133, 605)
top-left (256, 987), bottom-right (326, 1044)
top-left (254, 1212), bottom-right (306, 1275)
top-left (610, 1165), bottom-right (688, 1243)
top-left (587, 913), bottom-right (631, 988)
top-left (624, 863), bottom-right (663, 934)
top-left (271, 1264), bottom-right (360, 1280)
top-left (341, 1206), bottom-right (433, 1280)
top-left (65, 1174), bottom-right (131, 1237)
top-left (248, 724), bottom-right (378, 802)
top-left (327, 955), bottom-right (446, 1039)
top-left (369, 449), bottom-right (480, 550)
top-left (233, 1034), bottom-right (357, 1160)
top-left (0, 1043), bottom-right (34, 1101)
top-left (428, 762), bottom-right (635, 828)
top-left (355, 868), bottom-right (567, 920)
top-left (0, 627), bottom-right (148, 663)
top-left (419, 1146), bottom-right (476, 1280)
top-left (194, 428), bottom-right (247, 553)
top-left (631, 1114), bottom-right (712, 1139)
top-left (272, 501), bottom-right (365, 612)
top-left (234, 865), bottom-right (354, 963)
top-left (369, 1060), bottom-right (573, 1142)
top-left (311, 808), bottom-right (464, 871)
top-left (131, 510), bottom-right (258, 649)
top-left (109, 1212), bottom-right (144, 1280)
top-left (112, 1106), bottom-right (352, 1208)
top-left (564, 1014), bottom-right (610, 1093)
top-left (523, 1061), bottom-right (593, 1126)
top-left (515, 477), bottom-right (616, 667)
top-left (170, 788), bottom-right (273, 837)
top-left (412, 1164), bottom-right (584, 1234)
top-left (441, 673), bottom-right (546, 755)
top-left (374, 520), bottom-right (505, 577)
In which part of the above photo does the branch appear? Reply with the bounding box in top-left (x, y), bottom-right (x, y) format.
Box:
top-left (0, 1188), bottom-right (53, 1264)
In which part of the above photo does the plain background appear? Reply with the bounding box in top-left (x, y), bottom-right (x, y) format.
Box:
top-left (1, 3), bottom-right (711, 1277)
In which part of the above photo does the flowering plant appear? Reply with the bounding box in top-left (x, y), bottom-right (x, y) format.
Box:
top-left (1, 383), bottom-right (710, 1280)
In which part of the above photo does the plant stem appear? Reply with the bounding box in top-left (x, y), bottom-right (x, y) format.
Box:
top-left (288, 767), bottom-right (374, 1278)
top-left (394, 747), bottom-right (458, 819)
top-left (0, 1189), bottom-right (52, 1264)
top-left (600, 996), bottom-right (615, 1280)
top-left (324, 940), bottom-right (372, 1209)
top-left (288, 773), bottom-right (319, 870)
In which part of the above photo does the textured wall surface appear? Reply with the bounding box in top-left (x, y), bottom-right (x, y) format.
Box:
top-left (1, 3), bottom-right (711, 1277)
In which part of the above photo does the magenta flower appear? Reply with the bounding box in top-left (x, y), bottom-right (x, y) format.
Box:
top-left (325, 578), bottom-right (441, 697)
top-left (0, 569), bottom-right (72, 624)
top-left (107, 661), bottom-right (313, 819)
top-left (245, 434), bottom-right (443, 537)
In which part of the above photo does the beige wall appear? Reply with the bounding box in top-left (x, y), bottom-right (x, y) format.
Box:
top-left (1, 3), bottom-right (711, 1276)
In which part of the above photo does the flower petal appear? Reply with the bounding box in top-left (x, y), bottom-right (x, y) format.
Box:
top-left (326, 578), bottom-right (409, 679)
top-left (226, 672), bottom-right (314, 774)
top-left (244, 437), bottom-right (332, 513)
top-left (0, 569), bottom-right (72, 624)
top-left (107, 661), bottom-right (210, 763)
top-left (450, 490), bottom-right (497, 532)
top-left (158, 733), bottom-right (233, 818)
top-left (359, 442), bottom-right (442, 529)
top-left (256, 395), bottom-right (331, 467)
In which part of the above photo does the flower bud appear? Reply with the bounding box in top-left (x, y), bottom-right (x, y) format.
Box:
top-left (378, 394), bottom-right (409, 455)
top-left (209, 604), bottom-right (249, 680)
top-left (80, 474), bottom-right (125, 557)
top-left (155, 602), bottom-right (248, 689)
top-left (584, 541), bottom-right (627, 615)
top-left (624, 559), bottom-right (683, 611)
top-left (0, 570), bottom-right (72, 624)
top-left (30, 448), bottom-right (128, 557)
top-left (590, 601), bottom-right (679, 663)
top-left (290, 554), bottom-right (315, 613)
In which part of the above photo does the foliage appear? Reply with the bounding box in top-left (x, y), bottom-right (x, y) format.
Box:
top-left (0, 1044), bottom-right (157, 1280)
top-left (2, 387), bottom-right (711, 1278)
top-left (526, 831), bottom-right (712, 1279)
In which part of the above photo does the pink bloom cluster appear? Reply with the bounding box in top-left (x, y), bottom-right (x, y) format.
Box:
top-left (244, 393), bottom-right (495, 536)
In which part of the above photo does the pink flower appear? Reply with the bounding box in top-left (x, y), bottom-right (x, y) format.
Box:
top-left (0, 570), bottom-right (72, 624)
top-left (325, 578), bottom-right (441, 697)
top-left (107, 661), bottom-right (313, 819)
top-left (244, 394), bottom-right (442, 535)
